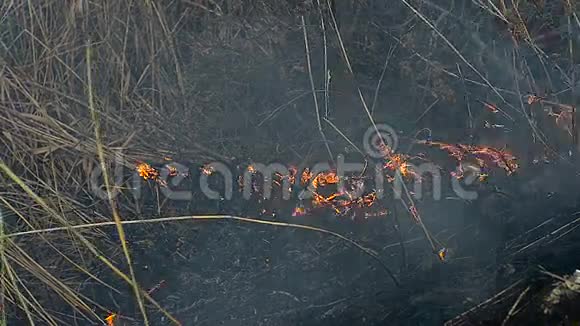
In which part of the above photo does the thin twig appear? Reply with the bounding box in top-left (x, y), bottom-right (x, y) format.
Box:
top-left (400, 0), bottom-right (514, 121)
top-left (512, 50), bottom-right (567, 163)
top-left (371, 45), bottom-right (397, 116)
top-left (316, 0), bottom-right (330, 117)
top-left (501, 286), bottom-right (530, 326)
top-left (565, 1), bottom-right (577, 151)
top-left (301, 16), bottom-right (334, 164)
top-left (445, 280), bottom-right (523, 326)
top-left (322, 117), bottom-right (365, 157)
top-left (258, 91), bottom-right (311, 127)
top-left (456, 64), bottom-right (473, 141)
top-left (391, 204), bottom-right (407, 272)
top-left (413, 98), bottom-right (440, 124)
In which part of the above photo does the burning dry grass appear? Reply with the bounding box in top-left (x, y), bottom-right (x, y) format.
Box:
top-left (0, 0), bottom-right (579, 325)
top-left (0, 1), bottom-right (300, 324)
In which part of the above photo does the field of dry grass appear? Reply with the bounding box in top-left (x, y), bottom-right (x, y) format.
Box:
top-left (0, 1), bottom-right (579, 325)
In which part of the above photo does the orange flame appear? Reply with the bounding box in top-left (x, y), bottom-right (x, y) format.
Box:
top-left (136, 162), bottom-right (159, 181)
top-left (105, 313), bottom-right (116, 326)
top-left (292, 206), bottom-right (306, 217)
top-left (437, 248), bottom-right (448, 262)
top-left (300, 168), bottom-right (312, 186)
top-left (311, 171), bottom-right (339, 189)
top-left (419, 140), bottom-right (518, 175)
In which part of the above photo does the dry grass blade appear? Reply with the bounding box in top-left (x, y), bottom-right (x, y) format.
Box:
top-left (326, 0), bottom-right (442, 256)
top-left (2, 258), bottom-right (41, 325)
top-left (301, 15), bottom-right (334, 163)
top-left (501, 286), bottom-right (531, 326)
top-left (0, 196), bottom-right (121, 297)
top-left (0, 208), bottom-right (9, 326)
top-left (323, 117), bottom-right (365, 156)
top-left (0, 161), bottom-right (180, 325)
top-left (85, 42), bottom-right (149, 325)
top-left (445, 280), bottom-right (524, 326)
top-left (371, 45), bottom-right (397, 116)
top-left (400, 0), bottom-right (514, 121)
top-left (4, 241), bottom-right (100, 322)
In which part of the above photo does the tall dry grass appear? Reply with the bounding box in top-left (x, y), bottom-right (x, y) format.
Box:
top-left (0, 0), bottom-right (578, 324)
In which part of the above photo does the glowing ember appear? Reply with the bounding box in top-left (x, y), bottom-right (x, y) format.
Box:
top-left (300, 168), bottom-right (312, 186)
top-left (311, 171), bottom-right (339, 189)
top-left (526, 94), bottom-right (544, 105)
top-left (482, 101), bottom-right (499, 113)
top-left (105, 313), bottom-right (116, 326)
top-left (292, 206), bottom-right (306, 217)
top-left (135, 137), bottom-right (514, 222)
top-left (471, 146), bottom-right (518, 174)
top-left (409, 205), bottom-right (419, 223)
top-left (201, 164), bottom-right (215, 175)
top-left (136, 162), bottom-right (159, 181)
top-left (166, 165), bottom-right (178, 177)
top-left (284, 166), bottom-right (298, 185)
top-left (384, 153), bottom-right (412, 176)
top-left (418, 140), bottom-right (518, 175)
top-left (437, 248), bottom-right (448, 262)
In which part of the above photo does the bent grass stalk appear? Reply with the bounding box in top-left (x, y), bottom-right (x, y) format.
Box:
top-left (0, 162), bottom-right (180, 325)
top-left (85, 43), bottom-right (150, 325)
